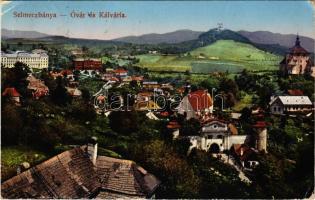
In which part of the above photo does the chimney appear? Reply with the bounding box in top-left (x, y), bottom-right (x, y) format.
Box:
top-left (91, 136), bottom-right (98, 165)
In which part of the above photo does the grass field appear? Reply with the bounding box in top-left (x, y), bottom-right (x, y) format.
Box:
top-left (137, 40), bottom-right (282, 73)
top-left (1, 146), bottom-right (48, 181)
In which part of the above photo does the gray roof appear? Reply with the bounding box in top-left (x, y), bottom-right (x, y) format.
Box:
top-left (271, 96), bottom-right (312, 106)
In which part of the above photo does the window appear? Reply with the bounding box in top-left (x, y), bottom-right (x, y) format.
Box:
top-left (278, 107), bottom-right (281, 112)
top-left (217, 135), bottom-right (223, 139)
top-left (207, 135), bottom-right (213, 139)
top-left (273, 107), bottom-right (277, 112)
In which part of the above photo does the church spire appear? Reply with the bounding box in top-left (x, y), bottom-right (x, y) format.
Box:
top-left (295, 34), bottom-right (301, 46)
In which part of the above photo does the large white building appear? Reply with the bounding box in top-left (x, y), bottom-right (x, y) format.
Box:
top-left (1, 50), bottom-right (48, 69)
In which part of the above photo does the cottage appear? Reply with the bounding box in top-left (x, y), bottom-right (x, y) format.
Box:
top-left (2, 87), bottom-right (21, 104)
top-left (177, 90), bottom-right (213, 120)
top-left (27, 75), bottom-right (49, 99)
top-left (142, 81), bottom-right (161, 90)
top-left (1, 146), bottom-right (160, 199)
top-left (113, 68), bottom-right (128, 78)
top-left (134, 100), bottom-right (161, 111)
top-left (269, 95), bottom-right (313, 115)
top-left (231, 144), bottom-right (259, 170)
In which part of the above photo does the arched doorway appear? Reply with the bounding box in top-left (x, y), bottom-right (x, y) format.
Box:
top-left (209, 143), bottom-right (220, 153)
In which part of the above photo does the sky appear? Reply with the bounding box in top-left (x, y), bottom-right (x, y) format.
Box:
top-left (1, 1), bottom-right (314, 40)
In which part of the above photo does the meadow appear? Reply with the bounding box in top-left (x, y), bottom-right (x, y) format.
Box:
top-left (137, 40), bottom-right (282, 73)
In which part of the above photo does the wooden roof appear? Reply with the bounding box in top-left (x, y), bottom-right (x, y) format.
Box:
top-left (1, 148), bottom-right (99, 199)
top-left (1, 147), bottom-right (160, 199)
top-left (96, 156), bottom-right (160, 198)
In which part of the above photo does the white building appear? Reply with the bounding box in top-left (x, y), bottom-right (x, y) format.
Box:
top-left (188, 120), bottom-right (249, 153)
top-left (269, 95), bottom-right (313, 115)
top-left (1, 51), bottom-right (48, 69)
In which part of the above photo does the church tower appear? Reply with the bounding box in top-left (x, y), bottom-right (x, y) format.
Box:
top-left (280, 35), bottom-right (314, 76)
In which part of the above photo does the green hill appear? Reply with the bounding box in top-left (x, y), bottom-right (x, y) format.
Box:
top-left (137, 40), bottom-right (282, 73)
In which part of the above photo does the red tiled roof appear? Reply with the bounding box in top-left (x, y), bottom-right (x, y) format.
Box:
top-left (287, 89), bottom-right (304, 96)
top-left (132, 76), bottom-right (144, 81)
top-left (114, 69), bottom-right (128, 74)
top-left (289, 45), bottom-right (309, 55)
top-left (2, 87), bottom-right (21, 97)
top-left (187, 90), bottom-right (212, 111)
top-left (252, 121), bottom-right (268, 128)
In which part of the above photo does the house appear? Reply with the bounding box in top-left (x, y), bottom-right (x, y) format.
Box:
top-left (2, 87), bottom-right (21, 104)
top-left (142, 81), bottom-right (161, 90)
top-left (1, 146), bottom-right (160, 199)
top-left (27, 75), bottom-right (49, 99)
top-left (269, 95), bottom-right (313, 115)
top-left (66, 87), bottom-right (82, 97)
top-left (137, 92), bottom-right (153, 102)
top-left (134, 100), bottom-right (161, 111)
top-left (177, 90), bottom-right (213, 120)
top-left (113, 69), bottom-right (128, 78)
top-left (279, 35), bottom-right (314, 76)
top-left (50, 70), bottom-right (74, 81)
top-left (231, 144), bottom-right (259, 170)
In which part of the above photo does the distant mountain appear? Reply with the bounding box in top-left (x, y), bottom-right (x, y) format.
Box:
top-left (114, 29), bottom-right (203, 44)
top-left (155, 28), bottom-right (260, 54)
top-left (238, 30), bottom-right (314, 53)
top-left (1, 28), bottom-right (51, 39)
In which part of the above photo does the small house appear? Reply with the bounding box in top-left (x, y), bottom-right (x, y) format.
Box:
top-left (269, 95), bottom-right (313, 115)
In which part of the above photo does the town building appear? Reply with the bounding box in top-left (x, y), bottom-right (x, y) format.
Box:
top-left (187, 119), bottom-right (268, 154)
top-left (269, 95), bottom-right (313, 115)
top-left (1, 145), bottom-right (160, 199)
top-left (231, 144), bottom-right (259, 170)
top-left (113, 68), bottom-right (128, 78)
top-left (27, 75), bottom-right (49, 99)
top-left (177, 90), bottom-right (213, 120)
top-left (280, 35), bottom-right (314, 76)
top-left (2, 87), bottom-right (21, 105)
top-left (142, 81), bottom-right (161, 90)
top-left (73, 58), bottom-right (102, 70)
top-left (1, 51), bottom-right (48, 69)
top-left (188, 120), bottom-right (249, 153)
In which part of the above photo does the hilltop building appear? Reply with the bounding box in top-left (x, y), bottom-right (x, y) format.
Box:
top-left (280, 35), bottom-right (314, 76)
top-left (1, 51), bottom-right (48, 69)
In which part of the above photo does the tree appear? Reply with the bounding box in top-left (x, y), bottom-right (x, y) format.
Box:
top-left (180, 118), bottom-right (201, 136)
top-left (2, 104), bottom-right (23, 145)
top-left (51, 77), bottom-right (71, 106)
top-left (108, 111), bottom-right (140, 134)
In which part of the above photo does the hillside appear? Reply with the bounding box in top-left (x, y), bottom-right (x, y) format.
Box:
top-left (238, 30), bottom-right (315, 53)
top-left (1, 28), bottom-right (51, 39)
top-left (114, 29), bottom-right (202, 44)
top-left (137, 40), bottom-right (282, 73)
